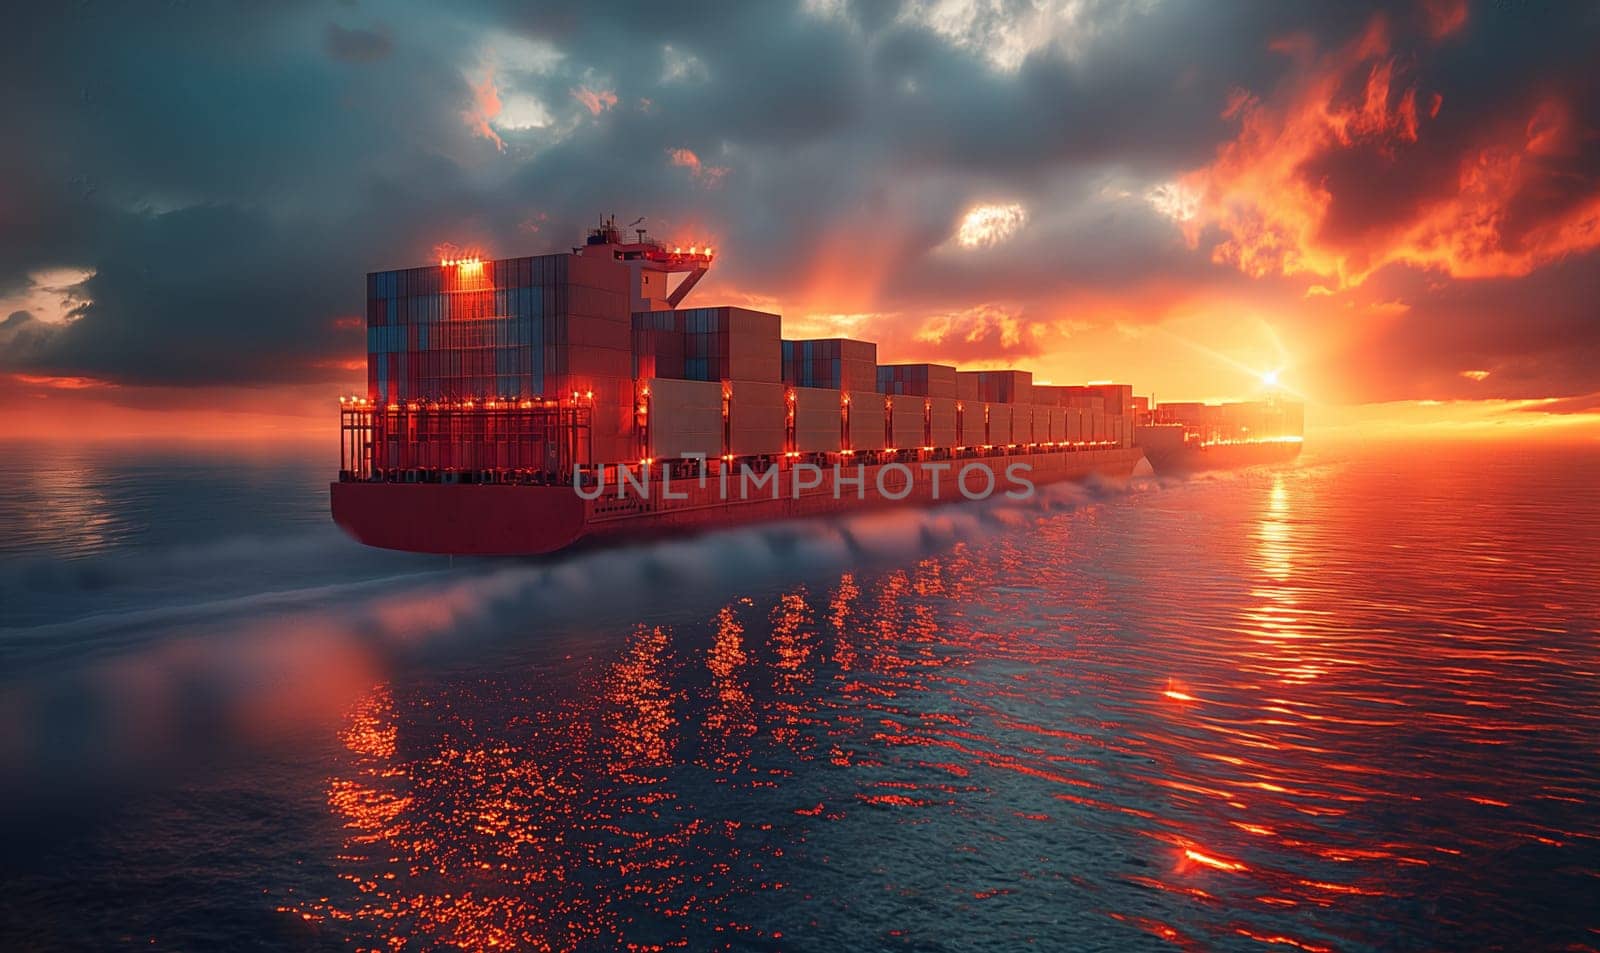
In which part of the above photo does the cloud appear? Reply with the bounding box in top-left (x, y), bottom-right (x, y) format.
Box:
top-left (660, 45), bottom-right (708, 84)
top-left (666, 147), bottom-right (728, 186)
top-left (325, 24), bottom-right (393, 63)
top-left (1518, 391), bottom-right (1600, 415)
top-left (910, 303), bottom-right (1043, 361)
top-left (571, 85), bottom-right (618, 115)
top-left (1180, 13), bottom-right (1600, 289)
top-left (465, 67), bottom-right (507, 150)
top-left (1420, 0), bottom-right (1469, 40)
top-left (954, 203), bottom-right (1028, 249)
top-left (0, 0), bottom-right (1595, 413)
top-left (0, 312), bottom-right (51, 362)
top-left (0, 268), bottom-right (94, 327)
top-left (9, 372), bottom-right (110, 390)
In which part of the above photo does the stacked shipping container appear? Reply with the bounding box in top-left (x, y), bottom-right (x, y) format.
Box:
top-left (1152, 399), bottom-right (1304, 444)
top-left (783, 339), bottom-right (877, 393)
top-left (959, 370), bottom-right (1032, 405)
top-left (366, 253), bottom-right (635, 468)
top-left (367, 257), bottom-right (563, 403)
top-left (631, 307), bottom-right (781, 383)
top-left (877, 363), bottom-right (958, 398)
top-left (360, 244), bottom-right (1155, 476)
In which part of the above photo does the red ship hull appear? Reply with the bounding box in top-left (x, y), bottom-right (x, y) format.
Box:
top-left (331, 447), bottom-right (1147, 556)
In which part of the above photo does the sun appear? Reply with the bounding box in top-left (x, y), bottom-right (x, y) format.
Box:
top-left (1261, 369), bottom-right (1281, 387)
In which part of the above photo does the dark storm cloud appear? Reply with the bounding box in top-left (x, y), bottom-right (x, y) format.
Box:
top-left (1319, 256), bottom-right (1600, 404)
top-left (1, 0), bottom-right (1597, 402)
top-left (326, 24), bottom-right (393, 63)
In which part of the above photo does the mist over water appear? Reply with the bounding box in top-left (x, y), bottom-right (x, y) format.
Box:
top-left (1, 439), bottom-right (1597, 950)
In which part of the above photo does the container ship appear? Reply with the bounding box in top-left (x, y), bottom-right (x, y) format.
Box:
top-left (1134, 399), bottom-right (1304, 474)
top-left (330, 218), bottom-right (1153, 555)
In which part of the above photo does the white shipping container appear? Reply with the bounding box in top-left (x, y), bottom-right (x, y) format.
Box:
top-left (793, 387), bottom-right (843, 452)
top-left (646, 378), bottom-right (722, 460)
top-left (728, 380), bottom-right (786, 456)
top-left (1049, 407), bottom-right (1066, 443)
top-left (1067, 409), bottom-right (1084, 444)
top-left (848, 395), bottom-right (886, 451)
top-left (889, 397), bottom-right (926, 449)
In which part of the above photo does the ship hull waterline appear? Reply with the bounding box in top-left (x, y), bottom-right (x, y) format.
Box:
top-left (331, 447), bottom-right (1148, 556)
top-left (1142, 440), bottom-right (1303, 475)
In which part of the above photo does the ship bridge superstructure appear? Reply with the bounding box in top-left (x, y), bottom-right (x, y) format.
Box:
top-left (576, 214), bottom-right (714, 312)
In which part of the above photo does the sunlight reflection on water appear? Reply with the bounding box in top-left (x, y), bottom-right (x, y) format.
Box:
top-left (2, 441), bottom-right (1598, 950)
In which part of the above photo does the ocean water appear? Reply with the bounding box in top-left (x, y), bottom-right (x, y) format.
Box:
top-left (0, 438), bottom-right (1597, 951)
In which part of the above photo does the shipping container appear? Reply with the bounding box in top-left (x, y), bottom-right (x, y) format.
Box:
top-left (1032, 385), bottom-right (1068, 407)
top-left (1084, 383), bottom-right (1133, 416)
top-left (1067, 409), bottom-right (1084, 444)
top-left (877, 363), bottom-right (958, 399)
top-left (847, 394), bottom-right (886, 451)
top-left (792, 387), bottom-right (843, 452)
top-left (366, 251), bottom-right (641, 465)
top-left (727, 380), bottom-right (786, 456)
top-left (888, 396), bottom-right (927, 449)
top-left (631, 307), bottom-right (781, 384)
top-left (957, 369), bottom-right (1032, 404)
top-left (645, 378), bottom-right (722, 461)
top-left (1012, 405), bottom-right (1032, 444)
top-left (989, 403), bottom-right (1013, 445)
top-left (956, 373), bottom-right (980, 402)
top-left (782, 338), bottom-right (877, 393)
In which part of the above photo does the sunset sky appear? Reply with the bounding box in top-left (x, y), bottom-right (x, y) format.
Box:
top-left (3, 0), bottom-right (1597, 440)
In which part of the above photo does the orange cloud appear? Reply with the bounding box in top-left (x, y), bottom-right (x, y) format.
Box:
top-left (1420, 0), bottom-right (1469, 40)
top-left (667, 147), bottom-right (728, 186)
top-left (1182, 15), bottom-right (1600, 289)
top-left (11, 372), bottom-right (111, 390)
top-left (912, 304), bottom-right (1040, 359)
top-left (465, 68), bottom-right (505, 150)
top-left (571, 86), bottom-right (618, 116)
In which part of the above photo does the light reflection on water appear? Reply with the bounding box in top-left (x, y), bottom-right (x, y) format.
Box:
top-left (2, 441), bottom-right (1599, 950)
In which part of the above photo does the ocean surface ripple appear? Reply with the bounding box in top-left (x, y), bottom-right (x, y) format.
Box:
top-left (0, 440), bottom-right (1597, 951)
